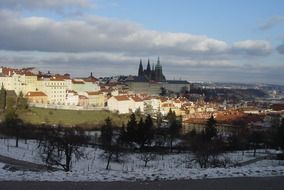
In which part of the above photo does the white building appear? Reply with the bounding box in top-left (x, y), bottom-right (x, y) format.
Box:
top-left (39, 77), bottom-right (68, 105)
top-left (129, 96), bottom-right (144, 113)
top-left (107, 95), bottom-right (132, 114)
top-left (65, 90), bottom-right (79, 106)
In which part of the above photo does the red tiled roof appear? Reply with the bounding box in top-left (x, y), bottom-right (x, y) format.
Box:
top-left (161, 103), bottom-right (175, 108)
top-left (87, 91), bottom-right (102, 96)
top-left (183, 118), bottom-right (207, 124)
top-left (131, 96), bottom-right (143, 102)
top-left (79, 95), bottom-right (88, 99)
top-left (72, 80), bottom-right (85, 84)
top-left (113, 95), bottom-right (130, 101)
top-left (26, 91), bottom-right (47, 97)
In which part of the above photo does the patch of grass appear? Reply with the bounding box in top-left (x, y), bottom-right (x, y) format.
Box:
top-left (18, 108), bottom-right (130, 128)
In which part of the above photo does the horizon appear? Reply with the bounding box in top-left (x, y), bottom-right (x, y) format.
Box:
top-left (0, 1), bottom-right (283, 85)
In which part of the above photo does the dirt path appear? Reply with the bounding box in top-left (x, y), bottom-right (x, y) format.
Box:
top-left (0, 154), bottom-right (57, 172)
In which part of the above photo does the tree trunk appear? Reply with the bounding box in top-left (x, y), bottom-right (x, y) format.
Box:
top-left (16, 135), bottom-right (19, 147)
top-left (170, 138), bottom-right (173, 152)
top-left (65, 146), bottom-right (72, 172)
top-left (106, 152), bottom-right (113, 170)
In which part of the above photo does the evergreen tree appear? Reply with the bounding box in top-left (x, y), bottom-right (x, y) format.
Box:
top-left (4, 108), bottom-right (24, 147)
top-left (205, 115), bottom-right (217, 141)
top-left (278, 119), bottom-right (284, 151)
top-left (118, 123), bottom-right (127, 145)
top-left (100, 117), bottom-right (115, 170)
top-left (167, 109), bottom-right (182, 152)
top-left (137, 115), bottom-right (154, 150)
top-left (156, 111), bottom-right (163, 128)
top-left (0, 84), bottom-right (6, 111)
top-left (101, 117), bottom-right (113, 149)
top-left (17, 91), bottom-right (28, 110)
top-left (126, 113), bottom-right (138, 143)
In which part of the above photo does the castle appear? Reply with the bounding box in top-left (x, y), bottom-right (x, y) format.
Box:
top-left (138, 57), bottom-right (166, 82)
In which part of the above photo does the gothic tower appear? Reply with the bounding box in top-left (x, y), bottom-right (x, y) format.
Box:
top-left (138, 59), bottom-right (143, 77)
top-left (155, 57), bottom-right (163, 82)
top-left (145, 58), bottom-right (151, 79)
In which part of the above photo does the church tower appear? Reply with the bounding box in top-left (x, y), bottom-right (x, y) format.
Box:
top-left (138, 59), bottom-right (143, 77)
top-left (151, 63), bottom-right (155, 81)
top-left (137, 57), bottom-right (166, 82)
top-left (155, 57), bottom-right (163, 82)
top-left (145, 58), bottom-right (151, 79)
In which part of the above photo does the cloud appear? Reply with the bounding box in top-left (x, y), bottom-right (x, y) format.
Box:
top-left (0, 7), bottom-right (278, 84)
top-left (0, 0), bottom-right (94, 13)
top-left (232, 40), bottom-right (272, 56)
top-left (0, 11), bottom-right (271, 59)
top-left (276, 43), bottom-right (284, 54)
top-left (259, 16), bottom-right (284, 30)
top-left (1, 50), bottom-right (282, 84)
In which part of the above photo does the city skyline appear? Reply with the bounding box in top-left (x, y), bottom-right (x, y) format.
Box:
top-left (0, 0), bottom-right (283, 84)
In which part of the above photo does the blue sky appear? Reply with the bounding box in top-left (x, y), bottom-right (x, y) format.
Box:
top-left (92, 0), bottom-right (284, 41)
top-left (0, 0), bottom-right (284, 84)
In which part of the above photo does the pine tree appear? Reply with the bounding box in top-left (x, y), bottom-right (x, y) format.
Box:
top-left (278, 119), bottom-right (284, 151)
top-left (137, 115), bottom-right (154, 150)
top-left (126, 113), bottom-right (138, 143)
top-left (167, 109), bottom-right (182, 152)
top-left (205, 115), bottom-right (217, 141)
top-left (101, 117), bottom-right (113, 149)
top-left (17, 91), bottom-right (28, 110)
top-left (0, 84), bottom-right (6, 111)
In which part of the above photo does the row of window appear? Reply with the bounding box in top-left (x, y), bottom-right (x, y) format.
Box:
top-left (51, 87), bottom-right (65, 89)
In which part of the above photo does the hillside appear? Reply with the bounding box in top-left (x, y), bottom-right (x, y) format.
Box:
top-left (17, 108), bottom-right (130, 127)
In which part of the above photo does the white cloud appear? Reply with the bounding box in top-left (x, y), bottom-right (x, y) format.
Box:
top-left (232, 40), bottom-right (272, 56)
top-left (0, 8), bottom-right (278, 84)
top-left (0, 11), bottom-right (271, 59)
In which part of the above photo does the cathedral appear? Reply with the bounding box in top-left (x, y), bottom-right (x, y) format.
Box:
top-left (138, 57), bottom-right (166, 82)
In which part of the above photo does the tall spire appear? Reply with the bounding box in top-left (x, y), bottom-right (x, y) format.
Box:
top-left (147, 58), bottom-right (151, 71)
top-left (146, 58), bottom-right (151, 72)
top-left (138, 59), bottom-right (143, 77)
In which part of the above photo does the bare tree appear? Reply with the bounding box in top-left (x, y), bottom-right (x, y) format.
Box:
top-left (138, 151), bottom-right (156, 167)
top-left (38, 127), bottom-right (88, 172)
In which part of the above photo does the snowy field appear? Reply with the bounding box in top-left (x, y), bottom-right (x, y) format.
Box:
top-left (0, 138), bottom-right (284, 181)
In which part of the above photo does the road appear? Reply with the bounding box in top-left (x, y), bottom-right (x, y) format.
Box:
top-left (0, 177), bottom-right (284, 190)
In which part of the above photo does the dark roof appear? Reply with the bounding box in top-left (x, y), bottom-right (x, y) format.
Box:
top-left (166, 80), bottom-right (190, 84)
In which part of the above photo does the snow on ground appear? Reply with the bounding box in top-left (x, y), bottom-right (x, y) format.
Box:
top-left (0, 137), bottom-right (284, 181)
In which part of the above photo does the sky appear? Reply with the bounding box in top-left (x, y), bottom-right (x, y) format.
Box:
top-left (0, 0), bottom-right (284, 84)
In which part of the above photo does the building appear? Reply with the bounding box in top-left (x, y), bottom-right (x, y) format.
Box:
top-left (138, 57), bottom-right (166, 82)
top-left (78, 95), bottom-right (89, 107)
top-left (85, 91), bottom-right (105, 107)
top-left (26, 91), bottom-right (48, 104)
top-left (125, 79), bottom-right (162, 95)
top-left (107, 95), bottom-right (133, 114)
top-left (38, 77), bottom-right (68, 105)
top-left (162, 80), bottom-right (190, 93)
top-left (129, 96), bottom-right (144, 112)
top-left (65, 90), bottom-right (79, 106)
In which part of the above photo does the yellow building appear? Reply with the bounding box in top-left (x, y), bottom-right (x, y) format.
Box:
top-left (26, 91), bottom-right (48, 104)
top-left (86, 91), bottom-right (105, 107)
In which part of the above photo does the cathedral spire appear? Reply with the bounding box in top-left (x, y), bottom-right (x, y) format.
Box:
top-left (138, 59), bottom-right (143, 77)
top-left (146, 58), bottom-right (151, 72)
top-left (157, 56), bottom-right (160, 66)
